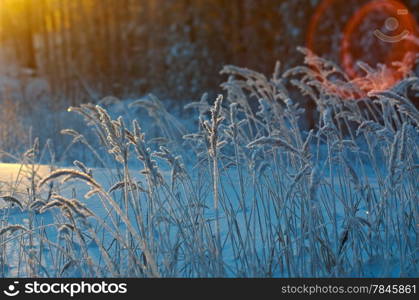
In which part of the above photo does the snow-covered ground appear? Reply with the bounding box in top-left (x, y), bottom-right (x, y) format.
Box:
top-left (0, 164), bottom-right (49, 208)
top-left (0, 158), bottom-right (415, 278)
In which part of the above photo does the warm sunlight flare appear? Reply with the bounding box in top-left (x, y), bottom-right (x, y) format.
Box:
top-left (307, 0), bottom-right (419, 99)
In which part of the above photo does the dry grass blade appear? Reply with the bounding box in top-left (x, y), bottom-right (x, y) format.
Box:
top-left (1, 195), bottom-right (24, 210)
top-left (247, 136), bottom-right (300, 155)
top-left (0, 225), bottom-right (28, 236)
top-left (108, 181), bottom-right (145, 193)
top-left (38, 169), bottom-right (101, 190)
